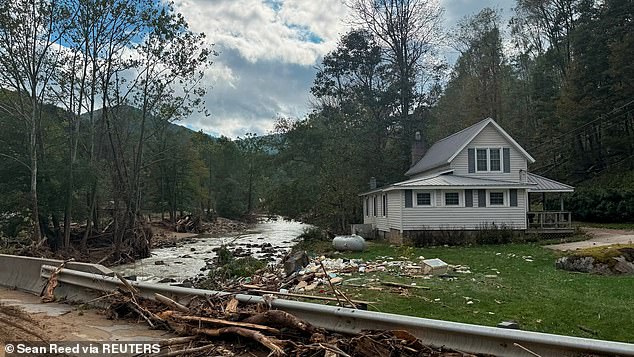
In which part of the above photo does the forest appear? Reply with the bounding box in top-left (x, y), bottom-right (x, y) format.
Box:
top-left (0, 0), bottom-right (633, 259)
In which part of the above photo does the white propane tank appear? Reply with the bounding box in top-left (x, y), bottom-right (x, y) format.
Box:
top-left (332, 234), bottom-right (366, 252)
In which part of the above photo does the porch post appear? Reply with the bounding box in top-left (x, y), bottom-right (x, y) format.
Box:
top-left (542, 192), bottom-right (546, 211)
top-left (560, 194), bottom-right (564, 211)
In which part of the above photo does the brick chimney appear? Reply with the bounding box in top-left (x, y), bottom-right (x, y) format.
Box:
top-left (411, 130), bottom-right (426, 165)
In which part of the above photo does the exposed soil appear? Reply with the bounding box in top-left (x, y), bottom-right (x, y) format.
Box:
top-left (546, 227), bottom-right (634, 251)
top-left (0, 304), bottom-right (55, 343)
top-left (0, 287), bottom-right (173, 344)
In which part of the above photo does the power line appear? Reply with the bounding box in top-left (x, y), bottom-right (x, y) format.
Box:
top-left (527, 99), bottom-right (634, 156)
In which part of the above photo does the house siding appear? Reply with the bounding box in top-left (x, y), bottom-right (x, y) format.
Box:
top-left (387, 191), bottom-right (402, 231)
top-left (400, 189), bottom-right (527, 230)
top-left (451, 125), bottom-right (528, 181)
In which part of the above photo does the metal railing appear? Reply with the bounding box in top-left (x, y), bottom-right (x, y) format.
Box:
top-left (37, 265), bottom-right (634, 357)
top-left (527, 211), bottom-right (572, 230)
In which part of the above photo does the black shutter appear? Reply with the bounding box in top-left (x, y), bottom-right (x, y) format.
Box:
top-left (478, 189), bottom-right (486, 207)
top-left (503, 148), bottom-right (511, 173)
top-left (404, 190), bottom-right (413, 208)
top-left (465, 189), bottom-right (473, 207)
top-left (373, 196), bottom-right (377, 216)
top-left (510, 189), bottom-right (518, 207)
top-left (468, 148), bottom-right (475, 173)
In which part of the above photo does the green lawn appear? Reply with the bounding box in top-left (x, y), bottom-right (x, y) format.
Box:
top-left (308, 242), bottom-right (634, 343)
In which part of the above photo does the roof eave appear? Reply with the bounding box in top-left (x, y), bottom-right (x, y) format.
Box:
top-left (385, 184), bottom-right (535, 191)
top-left (527, 188), bottom-right (575, 193)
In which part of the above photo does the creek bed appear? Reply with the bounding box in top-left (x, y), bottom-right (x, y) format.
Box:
top-left (113, 217), bottom-right (309, 283)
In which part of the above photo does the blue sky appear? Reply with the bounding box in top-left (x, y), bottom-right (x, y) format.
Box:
top-left (174, 0), bottom-right (515, 138)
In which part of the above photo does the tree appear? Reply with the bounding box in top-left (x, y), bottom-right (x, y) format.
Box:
top-left (0, 0), bottom-right (71, 242)
top-left (348, 0), bottom-right (444, 160)
top-left (429, 9), bottom-right (513, 140)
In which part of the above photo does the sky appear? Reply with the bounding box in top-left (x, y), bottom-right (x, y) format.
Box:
top-left (173, 0), bottom-right (515, 138)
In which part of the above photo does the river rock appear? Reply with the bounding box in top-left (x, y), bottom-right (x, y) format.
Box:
top-left (556, 255), bottom-right (634, 275)
top-left (284, 251), bottom-right (309, 276)
top-left (614, 257), bottom-right (634, 274)
top-left (154, 260), bottom-right (165, 265)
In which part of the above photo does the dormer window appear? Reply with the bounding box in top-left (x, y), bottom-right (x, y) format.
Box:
top-left (475, 148), bottom-right (504, 172)
top-left (490, 148), bottom-right (501, 171)
top-left (476, 149), bottom-right (488, 171)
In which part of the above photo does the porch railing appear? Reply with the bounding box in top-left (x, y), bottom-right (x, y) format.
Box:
top-left (527, 211), bottom-right (572, 230)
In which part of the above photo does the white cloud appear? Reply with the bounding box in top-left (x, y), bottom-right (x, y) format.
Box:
top-left (171, 0), bottom-right (351, 138)
top-left (172, 0), bottom-right (515, 138)
top-left (174, 0), bottom-right (348, 66)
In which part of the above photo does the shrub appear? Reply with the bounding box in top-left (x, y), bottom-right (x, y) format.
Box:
top-left (297, 227), bottom-right (327, 242)
top-left (566, 189), bottom-right (634, 223)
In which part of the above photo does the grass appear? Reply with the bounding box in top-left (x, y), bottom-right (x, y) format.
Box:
top-left (303, 241), bottom-right (634, 343)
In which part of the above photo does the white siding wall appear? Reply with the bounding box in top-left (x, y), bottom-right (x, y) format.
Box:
top-left (451, 125), bottom-right (528, 181)
top-left (387, 191), bottom-right (402, 231)
top-left (363, 195), bottom-right (376, 227)
top-left (399, 189), bottom-right (527, 230)
top-left (363, 192), bottom-right (403, 232)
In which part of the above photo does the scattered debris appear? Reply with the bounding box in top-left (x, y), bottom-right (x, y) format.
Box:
top-left (102, 282), bottom-right (489, 357)
top-left (497, 320), bottom-right (520, 329)
top-left (421, 258), bottom-right (448, 275)
top-left (381, 282), bottom-right (430, 290)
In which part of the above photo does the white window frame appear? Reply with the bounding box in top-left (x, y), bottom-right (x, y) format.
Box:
top-left (488, 190), bottom-right (508, 207)
top-left (475, 147), bottom-right (506, 173)
top-left (443, 190), bottom-right (462, 207)
top-left (475, 148), bottom-right (488, 172)
top-left (489, 147), bottom-right (502, 172)
top-left (413, 190), bottom-right (435, 207)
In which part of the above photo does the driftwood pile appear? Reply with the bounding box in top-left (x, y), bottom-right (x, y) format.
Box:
top-left (175, 215), bottom-right (202, 233)
top-left (105, 280), bottom-right (489, 357)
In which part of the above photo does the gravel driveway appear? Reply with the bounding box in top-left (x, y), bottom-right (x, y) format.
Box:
top-left (546, 227), bottom-right (634, 251)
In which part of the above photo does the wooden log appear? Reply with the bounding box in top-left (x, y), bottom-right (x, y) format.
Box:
top-left (154, 293), bottom-right (190, 313)
top-left (243, 310), bottom-right (316, 334)
top-left (248, 289), bottom-right (372, 306)
top-left (166, 313), bottom-right (281, 334)
top-left (115, 272), bottom-right (140, 295)
top-left (381, 281), bottom-right (430, 290)
top-left (193, 326), bottom-right (285, 356)
top-left (158, 336), bottom-right (197, 346)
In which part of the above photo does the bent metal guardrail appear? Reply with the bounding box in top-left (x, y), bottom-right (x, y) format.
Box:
top-left (38, 265), bottom-right (634, 357)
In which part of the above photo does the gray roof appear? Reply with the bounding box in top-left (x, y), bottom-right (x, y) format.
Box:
top-left (405, 119), bottom-right (490, 176)
top-left (405, 118), bottom-right (536, 177)
top-left (526, 172), bottom-right (574, 192)
top-left (388, 174), bottom-right (535, 190)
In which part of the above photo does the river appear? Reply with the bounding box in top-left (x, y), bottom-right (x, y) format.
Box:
top-left (113, 217), bottom-right (310, 283)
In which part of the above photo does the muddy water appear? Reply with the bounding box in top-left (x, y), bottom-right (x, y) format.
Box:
top-left (113, 217), bottom-right (309, 284)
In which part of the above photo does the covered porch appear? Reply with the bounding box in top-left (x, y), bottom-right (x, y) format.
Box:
top-left (524, 172), bottom-right (575, 234)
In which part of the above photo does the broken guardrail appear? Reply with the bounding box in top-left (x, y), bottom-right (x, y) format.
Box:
top-left (38, 264), bottom-right (634, 357)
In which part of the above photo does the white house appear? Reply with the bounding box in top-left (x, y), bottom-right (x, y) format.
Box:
top-left (360, 118), bottom-right (574, 239)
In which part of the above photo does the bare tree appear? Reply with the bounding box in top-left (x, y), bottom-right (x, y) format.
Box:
top-left (348, 0), bottom-right (444, 135)
top-left (0, 0), bottom-right (70, 242)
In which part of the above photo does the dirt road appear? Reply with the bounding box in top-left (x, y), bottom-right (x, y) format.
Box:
top-left (546, 227), bottom-right (634, 251)
top-left (0, 287), bottom-right (173, 345)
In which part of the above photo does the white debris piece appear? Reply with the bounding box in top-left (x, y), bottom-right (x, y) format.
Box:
top-left (421, 258), bottom-right (448, 275)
